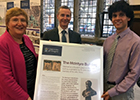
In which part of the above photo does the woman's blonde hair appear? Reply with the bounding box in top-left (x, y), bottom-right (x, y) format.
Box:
top-left (6, 7), bottom-right (28, 29)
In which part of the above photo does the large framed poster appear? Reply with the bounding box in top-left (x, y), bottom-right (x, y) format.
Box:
top-left (34, 40), bottom-right (103, 100)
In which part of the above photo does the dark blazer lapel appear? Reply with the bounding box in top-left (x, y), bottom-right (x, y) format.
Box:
top-left (68, 29), bottom-right (81, 44)
top-left (54, 28), bottom-right (59, 41)
top-left (69, 29), bottom-right (73, 43)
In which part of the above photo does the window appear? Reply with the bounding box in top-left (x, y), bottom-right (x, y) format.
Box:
top-left (42, 0), bottom-right (98, 38)
top-left (42, 0), bottom-right (55, 32)
top-left (79, 0), bottom-right (97, 37)
top-left (41, 0), bottom-right (129, 40)
top-left (101, 12), bottom-right (116, 38)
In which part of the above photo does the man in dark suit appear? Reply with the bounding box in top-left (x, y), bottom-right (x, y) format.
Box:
top-left (42, 6), bottom-right (81, 44)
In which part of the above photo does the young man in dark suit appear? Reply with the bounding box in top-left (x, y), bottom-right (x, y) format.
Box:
top-left (42, 6), bottom-right (81, 44)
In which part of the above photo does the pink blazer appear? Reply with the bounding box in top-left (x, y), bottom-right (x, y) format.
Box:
top-left (0, 30), bottom-right (38, 100)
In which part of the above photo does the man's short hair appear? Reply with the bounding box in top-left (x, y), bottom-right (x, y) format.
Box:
top-left (57, 5), bottom-right (71, 16)
top-left (108, 1), bottom-right (134, 27)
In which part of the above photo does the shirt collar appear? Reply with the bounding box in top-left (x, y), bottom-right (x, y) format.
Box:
top-left (115, 27), bottom-right (130, 39)
top-left (58, 25), bottom-right (68, 34)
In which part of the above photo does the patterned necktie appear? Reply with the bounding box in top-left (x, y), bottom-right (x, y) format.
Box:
top-left (105, 35), bottom-right (120, 83)
top-left (61, 30), bottom-right (67, 42)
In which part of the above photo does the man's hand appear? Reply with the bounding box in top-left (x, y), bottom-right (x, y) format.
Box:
top-left (101, 92), bottom-right (110, 100)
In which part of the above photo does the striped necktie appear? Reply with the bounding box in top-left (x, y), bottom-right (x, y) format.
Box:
top-left (61, 30), bottom-right (67, 42)
top-left (105, 35), bottom-right (120, 83)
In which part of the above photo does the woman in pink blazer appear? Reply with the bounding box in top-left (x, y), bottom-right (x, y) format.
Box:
top-left (0, 7), bottom-right (38, 100)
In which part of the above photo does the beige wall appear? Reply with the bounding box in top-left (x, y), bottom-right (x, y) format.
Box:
top-left (129, 0), bottom-right (140, 5)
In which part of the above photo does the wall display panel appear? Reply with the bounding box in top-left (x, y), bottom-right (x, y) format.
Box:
top-left (0, 2), bottom-right (6, 35)
top-left (23, 0), bottom-right (41, 54)
top-left (0, 2), bottom-right (6, 26)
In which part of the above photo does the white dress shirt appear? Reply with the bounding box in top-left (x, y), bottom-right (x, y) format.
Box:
top-left (58, 25), bottom-right (69, 43)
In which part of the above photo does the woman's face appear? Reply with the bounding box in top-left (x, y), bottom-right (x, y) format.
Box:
top-left (7, 15), bottom-right (27, 37)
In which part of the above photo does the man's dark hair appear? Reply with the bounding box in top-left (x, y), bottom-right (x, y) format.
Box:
top-left (57, 5), bottom-right (71, 16)
top-left (108, 0), bottom-right (134, 27)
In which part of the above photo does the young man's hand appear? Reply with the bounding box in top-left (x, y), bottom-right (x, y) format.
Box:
top-left (101, 92), bottom-right (110, 100)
